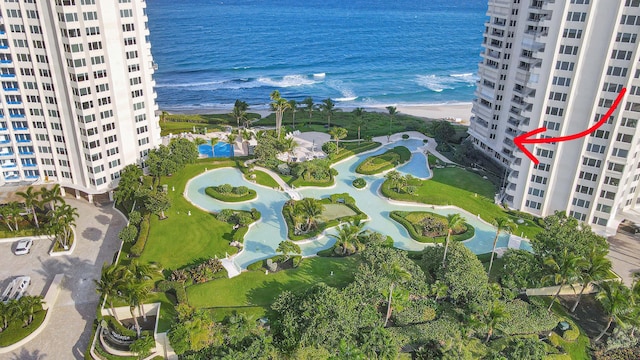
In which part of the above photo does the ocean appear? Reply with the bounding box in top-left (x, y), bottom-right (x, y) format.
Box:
top-left (145, 0), bottom-right (488, 111)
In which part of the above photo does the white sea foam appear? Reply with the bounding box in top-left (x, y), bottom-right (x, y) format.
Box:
top-left (415, 73), bottom-right (478, 92)
top-left (257, 74), bottom-right (318, 88)
top-left (313, 73), bottom-right (326, 78)
top-left (335, 96), bottom-right (358, 102)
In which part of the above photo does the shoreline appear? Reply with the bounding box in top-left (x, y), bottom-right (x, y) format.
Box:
top-left (162, 102), bottom-right (473, 125)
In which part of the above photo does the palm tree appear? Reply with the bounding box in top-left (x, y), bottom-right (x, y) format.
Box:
top-left (330, 220), bottom-right (365, 255)
top-left (226, 133), bottom-right (237, 158)
top-left (0, 300), bottom-right (18, 331)
top-left (382, 263), bottom-right (411, 327)
top-left (542, 249), bottom-right (587, 313)
top-left (328, 127), bottom-right (348, 153)
top-left (571, 246), bottom-right (612, 312)
top-left (0, 202), bottom-right (21, 232)
top-left (160, 110), bottom-right (169, 123)
top-left (297, 198), bottom-right (323, 231)
top-left (281, 137), bottom-right (297, 163)
top-left (121, 279), bottom-right (151, 338)
top-left (384, 170), bottom-right (402, 193)
top-left (40, 184), bottom-right (63, 211)
top-left (302, 97), bottom-right (314, 125)
top-left (352, 108), bottom-right (365, 145)
top-left (443, 214), bottom-right (465, 268)
top-left (16, 186), bottom-right (42, 228)
top-left (17, 296), bottom-right (44, 326)
top-left (484, 301), bottom-right (508, 342)
top-left (487, 218), bottom-right (514, 276)
top-left (49, 203), bottom-right (78, 249)
top-left (230, 99), bottom-right (248, 128)
top-left (386, 106), bottom-right (397, 142)
top-left (595, 281), bottom-right (632, 342)
top-left (276, 240), bottom-right (301, 261)
top-left (320, 98), bottom-right (335, 128)
top-left (270, 90), bottom-right (290, 138)
top-left (288, 99), bottom-right (298, 129)
top-left (95, 263), bottom-right (127, 322)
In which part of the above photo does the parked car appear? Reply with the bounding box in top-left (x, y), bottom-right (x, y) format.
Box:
top-left (14, 239), bottom-right (33, 255)
top-left (1, 276), bottom-right (31, 303)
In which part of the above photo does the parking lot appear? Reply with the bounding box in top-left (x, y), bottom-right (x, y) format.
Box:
top-left (0, 237), bottom-right (54, 302)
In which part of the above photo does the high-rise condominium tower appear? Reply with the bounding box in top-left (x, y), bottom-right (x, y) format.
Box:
top-left (469, 0), bottom-right (640, 235)
top-left (0, 0), bottom-right (161, 196)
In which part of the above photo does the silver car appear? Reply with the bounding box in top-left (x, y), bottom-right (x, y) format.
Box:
top-left (14, 239), bottom-right (33, 255)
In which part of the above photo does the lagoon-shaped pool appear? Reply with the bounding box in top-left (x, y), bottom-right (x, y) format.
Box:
top-left (185, 138), bottom-right (531, 272)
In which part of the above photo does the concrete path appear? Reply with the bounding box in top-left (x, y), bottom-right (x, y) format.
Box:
top-left (607, 230), bottom-right (640, 286)
top-left (372, 131), bottom-right (454, 164)
top-left (254, 166), bottom-right (301, 200)
top-left (6, 197), bottom-right (126, 359)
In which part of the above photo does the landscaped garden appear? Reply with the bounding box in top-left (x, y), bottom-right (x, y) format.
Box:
top-left (94, 97), bottom-right (640, 359)
top-left (204, 184), bottom-right (257, 202)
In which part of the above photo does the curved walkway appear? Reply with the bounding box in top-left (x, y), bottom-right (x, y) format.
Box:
top-left (254, 165), bottom-right (302, 200)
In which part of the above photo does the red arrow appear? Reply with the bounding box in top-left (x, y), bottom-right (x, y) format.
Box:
top-left (514, 88), bottom-right (627, 165)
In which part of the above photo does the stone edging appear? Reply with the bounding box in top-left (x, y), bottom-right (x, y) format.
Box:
top-left (48, 226), bottom-right (77, 257)
top-left (0, 234), bottom-right (52, 244)
top-left (0, 274), bottom-right (64, 354)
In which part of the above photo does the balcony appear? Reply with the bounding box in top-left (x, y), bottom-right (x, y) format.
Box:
top-left (9, 114), bottom-right (24, 118)
top-left (4, 174), bottom-right (19, 181)
top-left (0, 138), bottom-right (9, 144)
top-left (3, 87), bottom-right (17, 91)
top-left (21, 162), bottom-right (36, 168)
top-left (12, 126), bottom-right (28, 131)
top-left (1, 162), bottom-right (15, 168)
top-left (6, 101), bottom-right (21, 105)
top-left (0, 73), bottom-right (15, 78)
top-left (0, 151), bottom-right (13, 157)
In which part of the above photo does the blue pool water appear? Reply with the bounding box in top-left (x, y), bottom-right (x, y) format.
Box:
top-left (198, 143), bottom-right (234, 158)
top-left (186, 138), bottom-right (531, 271)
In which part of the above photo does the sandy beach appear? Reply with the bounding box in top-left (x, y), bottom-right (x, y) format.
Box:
top-left (165, 102), bottom-right (473, 126)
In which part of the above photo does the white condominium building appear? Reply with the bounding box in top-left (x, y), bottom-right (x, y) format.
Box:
top-left (0, 0), bottom-right (161, 196)
top-left (469, 0), bottom-right (640, 235)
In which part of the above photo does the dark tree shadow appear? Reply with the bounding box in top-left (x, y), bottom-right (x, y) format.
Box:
top-left (10, 348), bottom-right (47, 360)
top-left (82, 227), bottom-right (103, 242)
top-left (94, 214), bottom-right (111, 225)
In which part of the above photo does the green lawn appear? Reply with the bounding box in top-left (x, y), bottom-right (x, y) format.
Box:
top-left (0, 308), bottom-right (46, 346)
top-left (250, 170), bottom-right (280, 188)
top-left (186, 256), bottom-right (359, 310)
top-left (382, 167), bottom-right (542, 239)
top-left (139, 159), bottom-right (245, 270)
top-left (355, 146), bottom-right (411, 175)
top-left (159, 121), bottom-right (213, 137)
top-left (321, 204), bottom-right (357, 221)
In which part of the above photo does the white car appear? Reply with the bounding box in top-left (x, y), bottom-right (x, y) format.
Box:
top-left (14, 239), bottom-right (33, 255)
top-left (1, 276), bottom-right (31, 303)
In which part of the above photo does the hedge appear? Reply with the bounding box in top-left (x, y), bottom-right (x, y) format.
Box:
top-left (355, 146), bottom-right (412, 175)
top-left (389, 211), bottom-right (475, 243)
top-left (328, 141), bottom-right (381, 163)
top-left (130, 214), bottom-right (150, 257)
top-left (205, 186), bottom-right (257, 202)
top-left (232, 226), bottom-right (248, 243)
top-left (352, 178), bottom-right (366, 189)
top-left (103, 315), bottom-right (136, 337)
top-left (246, 260), bottom-right (264, 271)
top-left (156, 280), bottom-right (188, 304)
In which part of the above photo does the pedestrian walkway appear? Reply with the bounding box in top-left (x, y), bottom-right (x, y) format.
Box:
top-left (254, 166), bottom-right (302, 200)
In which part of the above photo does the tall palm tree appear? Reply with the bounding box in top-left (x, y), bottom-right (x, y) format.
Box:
top-left (230, 99), bottom-right (248, 128)
top-left (484, 301), bottom-right (508, 342)
top-left (16, 186), bottom-right (42, 228)
top-left (121, 280), bottom-right (151, 338)
top-left (352, 108), bottom-right (365, 145)
top-left (386, 106), bottom-right (397, 142)
top-left (571, 246), bottom-right (612, 312)
top-left (49, 203), bottom-right (78, 249)
top-left (382, 263), bottom-right (411, 327)
top-left (328, 127), bottom-right (348, 153)
top-left (443, 214), bottom-right (465, 268)
top-left (320, 98), bottom-right (335, 128)
top-left (487, 218), bottom-right (514, 276)
top-left (40, 184), bottom-right (63, 211)
top-left (160, 110), bottom-right (169, 123)
top-left (288, 99), bottom-right (298, 129)
top-left (95, 263), bottom-right (127, 323)
top-left (542, 249), bottom-right (587, 313)
top-left (226, 133), bottom-right (237, 158)
top-left (302, 97), bottom-right (314, 125)
top-left (0, 300), bottom-right (18, 331)
top-left (127, 260), bottom-right (154, 321)
top-left (629, 272), bottom-right (640, 336)
top-left (270, 90), bottom-right (290, 138)
top-left (595, 281), bottom-right (632, 342)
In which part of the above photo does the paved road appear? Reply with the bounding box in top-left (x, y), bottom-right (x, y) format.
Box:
top-left (608, 229), bottom-right (640, 286)
top-left (4, 198), bottom-right (125, 360)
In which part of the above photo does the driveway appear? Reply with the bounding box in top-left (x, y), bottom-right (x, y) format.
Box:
top-left (608, 229), bottom-right (640, 286)
top-left (0, 238), bottom-right (51, 304)
top-left (4, 197), bottom-right (125, 359)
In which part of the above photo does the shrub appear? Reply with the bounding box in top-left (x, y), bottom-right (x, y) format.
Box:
top-left (292, 256), bottom-right (302, 268)
top-left (402, 134), bottom-right (410, 139)
top-left (157, 280), bottom-right (188, 304)
top-left (501, 299), bottom-right (559, 335)
top-left (206, 186), bottom-right (256, 202)
top-left (390, 211), bottom-right (474, 243)
top-left (128, 210), bottom-right (142, 226)
top-left (130, 214), bottom-right (150, 257)
top-left (247, 261), bottom-right (263, 271)
top-left (322, 142), bottom-right (337, 154)
top-left (352, 177), bottom-right (366, 189)
top-left (233, 186), bottom-right (249, 195)
top-left (218, 184), bottom-right (233, 193)
top-left (118, 224), bottom-right (138, 243)
top-left (104, 315), bottom-right (136, 338)
top-left (562, 327), bottom-right (579, 342)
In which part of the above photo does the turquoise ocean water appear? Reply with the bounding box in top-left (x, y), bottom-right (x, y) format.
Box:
top-left (146, 0), bottom-right (488, 110)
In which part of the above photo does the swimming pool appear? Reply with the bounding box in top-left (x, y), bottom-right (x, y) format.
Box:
top-left (186, 137), bottom-right (530, 272)
top-left (198, 142), bottom-right (234, 158)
